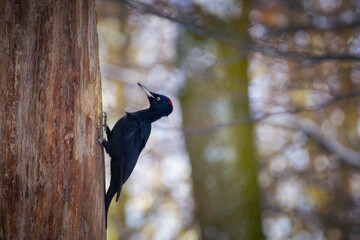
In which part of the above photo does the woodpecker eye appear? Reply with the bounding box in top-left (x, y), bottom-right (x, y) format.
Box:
top-left (157, 97), bottom-right (161, 101)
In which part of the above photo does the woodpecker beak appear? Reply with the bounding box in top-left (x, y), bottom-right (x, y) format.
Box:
top-left (138, 83), bottom-right (154, 98)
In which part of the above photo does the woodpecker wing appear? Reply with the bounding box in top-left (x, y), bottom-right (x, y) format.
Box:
top-left (108, 114), bottom-right (151, 200)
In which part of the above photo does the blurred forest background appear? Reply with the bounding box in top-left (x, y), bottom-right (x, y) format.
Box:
top-left (96, 0), bottom-right (360, 239)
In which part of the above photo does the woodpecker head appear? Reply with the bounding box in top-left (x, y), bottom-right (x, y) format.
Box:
top-left (138, 83), bottom-right (173, 117)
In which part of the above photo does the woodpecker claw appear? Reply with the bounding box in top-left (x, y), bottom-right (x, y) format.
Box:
top-left (98, 127), bottom-right (104, 145)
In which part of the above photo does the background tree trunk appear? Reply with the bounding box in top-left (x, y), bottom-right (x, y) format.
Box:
top-left (0, 1), bottom-right (105, 239)
top-left (179, 1), bottom-right (264, 239)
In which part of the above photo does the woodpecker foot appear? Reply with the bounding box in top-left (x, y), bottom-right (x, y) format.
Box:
top-left (98, 138), bottom-right (105, 144)
top-left (98, 127), bottom-right (104, 144)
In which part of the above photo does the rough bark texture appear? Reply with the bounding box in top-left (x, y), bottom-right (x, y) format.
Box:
top-left (0, 1), bottom-right (105, 239)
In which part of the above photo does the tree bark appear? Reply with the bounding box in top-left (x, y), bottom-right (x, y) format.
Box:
top-left (0, 1), bottom-right (105, 239)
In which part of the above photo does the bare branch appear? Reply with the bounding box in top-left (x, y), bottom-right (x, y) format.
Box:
top-left (183, 91), bottom-right (360, 135)
top-left (288, 116), bottom-right (360, 168)
top-left (119, 0), bottom-right (360, 62)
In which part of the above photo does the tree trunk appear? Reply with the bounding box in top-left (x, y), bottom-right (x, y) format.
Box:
top-left (180, 1), bottom-right (264, 239)
top-left (0, 1), bottom-right (105, 239)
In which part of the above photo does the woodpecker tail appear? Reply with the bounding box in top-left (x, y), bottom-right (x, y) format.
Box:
top-left (105, 156), bottom-right (124, 227)
top-left (105, 177), bottom-right (122, 227)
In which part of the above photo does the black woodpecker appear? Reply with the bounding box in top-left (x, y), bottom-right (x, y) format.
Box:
top-left (99, 83), bottom-right (173, 226)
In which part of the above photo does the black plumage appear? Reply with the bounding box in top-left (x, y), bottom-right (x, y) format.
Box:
top-left (99, 83), bottom-right (173, 226)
